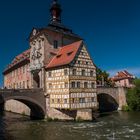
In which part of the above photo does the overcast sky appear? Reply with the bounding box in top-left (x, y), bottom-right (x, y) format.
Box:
top-left (0, 0), bottom-right (140, 87)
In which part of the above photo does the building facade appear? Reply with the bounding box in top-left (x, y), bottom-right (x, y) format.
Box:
top-left (111, 70), bottom-right (135, 88)
top-left (3, 0), bottom-right (98, 120)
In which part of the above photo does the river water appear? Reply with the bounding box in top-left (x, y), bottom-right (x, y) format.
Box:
top-left (0, 111), bottom-right (140, 140)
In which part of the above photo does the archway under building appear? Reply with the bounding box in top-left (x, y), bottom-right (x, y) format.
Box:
top-left (33, 72), bottom-right (40, 88)
top-left (97, 93), bottom-right (119, 112)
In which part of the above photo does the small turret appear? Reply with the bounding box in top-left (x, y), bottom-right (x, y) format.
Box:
top-left (50, 0), bottom-right (62, 23)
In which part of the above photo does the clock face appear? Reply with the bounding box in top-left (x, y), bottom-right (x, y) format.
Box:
top-left (33, 29), bottom-right (37, 36)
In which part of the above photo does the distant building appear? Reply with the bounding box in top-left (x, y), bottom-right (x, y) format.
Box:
top-left (111, 70), bottom-right (135, 88)
top-left (2, 0), bottom-right (97, 120)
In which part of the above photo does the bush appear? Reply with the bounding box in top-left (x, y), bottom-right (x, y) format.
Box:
top-left (122, 105), bottom-right (131, 111)
top-left (126, 79), bottom-right (140, 111)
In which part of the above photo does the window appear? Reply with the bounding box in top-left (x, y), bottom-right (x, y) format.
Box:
top-left (52, 99), bottom-right (54, 104)
top-left (86, 62), bottom-right (88, 65)
top-left (23, 65), bottom-right (25, 73)
top-left (16, 83), bottom-right (18, 89)
top-left (91, 82), bottom-right (96, 88)
top-left (56, 54), bottom-right (62, 58)
top-left (49, 83), bottom-right (52, 88)
top-left (71, 82), bottom-right (76, 88)
top-left (67, 51), bottom-right (73, 56)
top-left (78, 61), bottom-right (80, 64)
top-left (48, 72), bottom-right (52, 77)
top-left (64, 99), bottom-right (67, 104)
top-left (72, 69), bottom-right (76, 75)
top-left (79, 98), bottom-right (85, 103)
top-left (82, 70), bottom-right (85, 76)
top-left (23, 81), bottom-right (25, 89)
top-left (39, 40), bottom-right (42, 48)
top-left (27, 80), bottom-right (29, 89)
top-left (84, 82), bottom-right (88, 88)
top-left (77, 82), bottom-right (80, 88)
top-left (64, 69), bottom-right (68, 75)
top-left (90, 71), bottom-right (93, 77)
top-left (54, 40), bottom-right (58, 49)
top-left (91, 97), bottom-right (96, 102)
top-left (19, 82), bottom-right (21, 89)
top-left (65, 82), bottom-right (68, 88)
top-left (57, 99), bottom-right (60, 103)
top-left (71, 98), bottom-right (75, 103)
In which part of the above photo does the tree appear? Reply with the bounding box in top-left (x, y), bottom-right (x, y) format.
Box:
top-left (126, 78), bottom-right (140, 111)
top-left (96, 67), bottom-right (114, 87)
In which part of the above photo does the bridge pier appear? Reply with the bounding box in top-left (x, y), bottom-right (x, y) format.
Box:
top-left (117, 87), bottom-right (127, 110)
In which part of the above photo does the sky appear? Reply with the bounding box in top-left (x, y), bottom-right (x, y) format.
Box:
top-left (0, 0), bottom-right (140, 87)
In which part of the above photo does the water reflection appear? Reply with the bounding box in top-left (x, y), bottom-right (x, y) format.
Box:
top-left (0, 111), bottom-right (140, 140)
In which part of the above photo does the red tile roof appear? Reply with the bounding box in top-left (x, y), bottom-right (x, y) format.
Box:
top-left (4, 49), bottom-right (30, 73)
top-left (46, 40), bottom-right (83, 69)
top-left (111, 70), bottom-right (134, 81)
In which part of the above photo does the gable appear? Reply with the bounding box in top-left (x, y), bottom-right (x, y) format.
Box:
top-left (71, 44), bottom-right (96, 68)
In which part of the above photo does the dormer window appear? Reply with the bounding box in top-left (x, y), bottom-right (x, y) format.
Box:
top-left (67, 51), bottom-right (73, 56)
top-left (54, 40), bottom-right (58, 49)
top-left (56, 54), bottom-right (62, 58)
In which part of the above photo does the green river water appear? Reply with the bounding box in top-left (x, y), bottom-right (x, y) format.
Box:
top-left (0, 111), bottom-right (140, 140)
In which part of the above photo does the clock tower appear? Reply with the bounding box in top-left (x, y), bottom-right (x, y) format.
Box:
top-left (29, 0), bottom-right (81, 89)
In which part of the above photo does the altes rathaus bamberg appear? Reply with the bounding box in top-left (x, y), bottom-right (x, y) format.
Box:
top-left (3, 0), bottom-right (97, 120)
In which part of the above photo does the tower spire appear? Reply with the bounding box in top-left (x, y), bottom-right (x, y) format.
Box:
top-left (50, 0), bottom-right (62, 23)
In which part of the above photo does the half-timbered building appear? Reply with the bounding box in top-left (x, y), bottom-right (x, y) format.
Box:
top-left (3, 0), bottom-right (98, 120)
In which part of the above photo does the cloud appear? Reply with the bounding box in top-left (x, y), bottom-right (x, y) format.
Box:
top-left (107, 67), bottom-right (140, 77)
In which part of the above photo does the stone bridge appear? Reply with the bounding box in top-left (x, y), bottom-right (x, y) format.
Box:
top-left (0, 89), bottom-right (46, 119)
top-left (97, 87), bottom-right (127, 112)
top-left (0, 87), bottom-right (128, 119)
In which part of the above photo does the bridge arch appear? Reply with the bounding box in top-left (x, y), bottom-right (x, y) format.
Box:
top-left (0, 89), bottom-right (46, 119)
top-left (97, 93), bottom-right (119, 112)
top-left (97, 87), bottom-right (127, 111)
top-left (5, 97), bottom-right (45, 119)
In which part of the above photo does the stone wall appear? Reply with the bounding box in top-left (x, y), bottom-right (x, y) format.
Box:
top-left (46, 98), bottom-right (75, 120)
top-left (76, 109), bottom-right (93, 121)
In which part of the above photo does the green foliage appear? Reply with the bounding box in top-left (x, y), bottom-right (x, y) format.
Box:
top-left (126, 78), bottom-right (140, 111)
top-left (96, 67), bottom-right (114, 87)
top-left (122, 105), bottom-right (131, 111)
